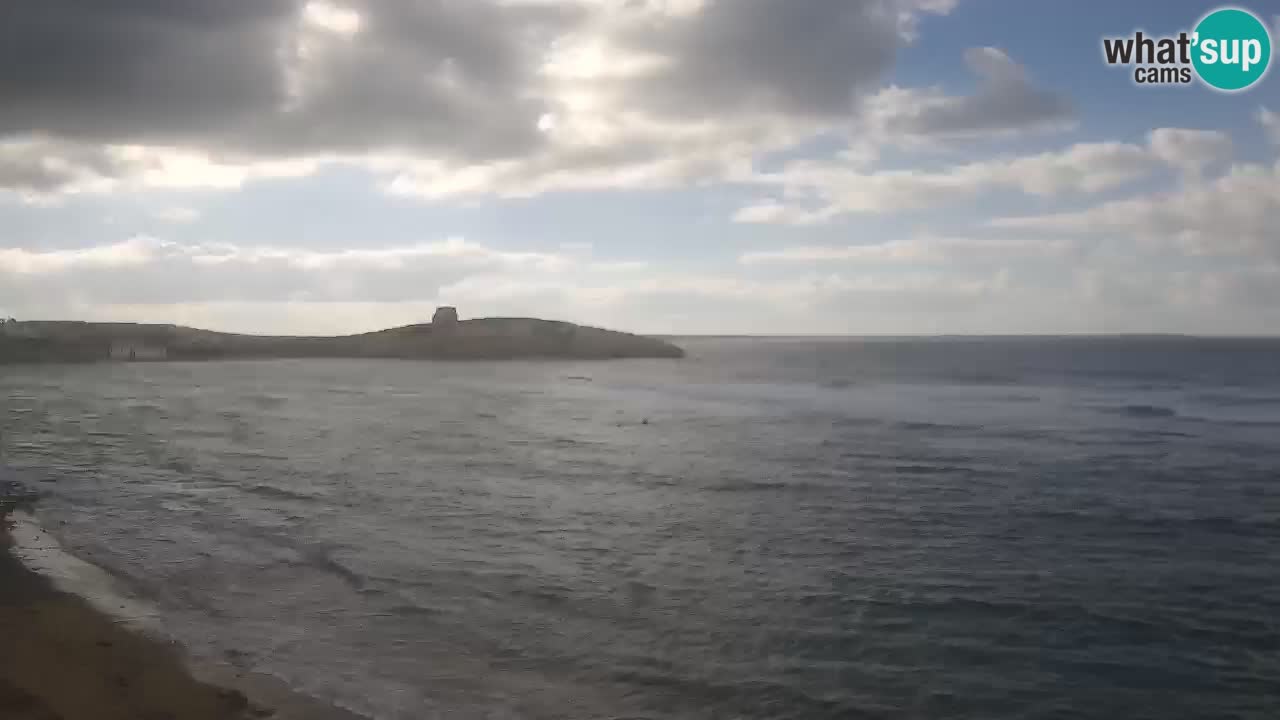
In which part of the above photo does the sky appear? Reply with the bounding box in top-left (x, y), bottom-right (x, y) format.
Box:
top-left (1, 0), bottom-right (1279, 336)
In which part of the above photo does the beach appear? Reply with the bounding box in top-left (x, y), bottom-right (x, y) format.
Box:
top-left (0, 502), bottom-right (362, 720)
top-left (0, 513), bottom-right (254, 720)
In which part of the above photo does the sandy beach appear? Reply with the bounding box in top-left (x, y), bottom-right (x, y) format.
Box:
top-left (0, 511), bottom-right (275, 720)
top-left (0, 494), bottom-right (361, 720)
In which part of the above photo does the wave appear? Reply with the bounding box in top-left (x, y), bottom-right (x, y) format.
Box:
top-left (1, 466), bottom-right (39, 510)
top-left (890, 464), bottom-right (977, 476)
top-left (5, 510), bottom-right (164, 632)
top-left (297, 547), bottom-right (367, 590)
top-left (123, 400), bottom-right (166, 413)
top-left (1193, 393), bottom-right (1280, 408)
top-left (939, 371), bottom-right (1024, 386)
top-left (827, 416), bottom-right (879, 429)
top-left (1023, 507), bottom-right (1280, 534)
top-left (704, 478), bottom-right (830, 493)
top-left (707, 480), bottom-right (789, 492)
top-left (995, 393), bottom-right (1042, 404)
top-left (245, 393), bottom-right (288, 409)
top-left (1101, 404), bottom-right (1178, 419)
top-left (1173, 414), bottom-right (1280, 428)
top-left (607, 668), bottom-right (861, 717)
top-left (892, 420), bottom-right (972, 432)
top-left (240, 483), bottom-right (322, 503)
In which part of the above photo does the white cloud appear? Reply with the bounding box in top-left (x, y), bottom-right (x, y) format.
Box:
top-left (0, 237), bottom-right (158, 274)
top-left (0, 234), bottom-right (1026, 334)
top-left (735, 129), bottom-right (1226, 222)
top-left (862, 47), bottom-right (1072, 144)
top-left (0, 236), bottom-right (575, 302)
top-left (1147, 128), bottom-right (1232, 178)
top-left (991, 160), bottom-right (1280, 260)
top-left (1260, 107), bottom-right (1280, 146)
top-left (739, 235), bottom-right (1069, 264)
top-left (732, 200), bottom-right (828, 226)
top-left (0, 137), bottom-right (321, 201)
top-left (3, 233), bottom-right (1277, 335)
top-left (303, 2), bottom-right (363, 36)
top-left (153, 207), bottom-right (202, 224)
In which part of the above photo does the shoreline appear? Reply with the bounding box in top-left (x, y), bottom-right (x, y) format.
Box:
top-left (0, 317), bottom-right (686, 364)
top-left (0, 499), bottom-right (360, 720)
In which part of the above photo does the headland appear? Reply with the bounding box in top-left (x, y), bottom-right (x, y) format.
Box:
top-left (0, 307), bottom-right (684, 364)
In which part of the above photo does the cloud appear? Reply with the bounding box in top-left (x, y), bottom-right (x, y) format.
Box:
top-left (391, 40), bottom-right (1075, 202)
top-left (385, 0), bottom-right (961, 200)
top-left (862, 47), bottom-right (1072, 142)
top-left (0, 236), bottom-right (578, 308)
top-left (153, 207), bottom-right (202, 224)
top-left (0, 0), bottom-right (572, 159)
top-left (0, 0), bottom-right (577, 198)
top-left (609, 0), bottom-right (909, 119)
top-left (0, 233), bottom-right (1020, 334)
top-left (739, 235), bottom-right (1069, 264)
top-left (0, 1), bottom-right (1020, 202)
top-left (735, 128), bottom-right (1225, 222)
top-left (1147, 128), bottom-right (1232, 178)
top-left (0, 1), bottom-right (297, 146)
top-left (991, 160), bottom-right (1280, 260)
top-left (0, 237), bottom-right (157, 274)
top-left (731, 200), bottom-right (829, 226)
top-left (1260, 107), bottom-right (1280, 146)
top-left (0, 137), bottom-right (319, 201)
top-left (4, 233), bottom-right (1276, 336)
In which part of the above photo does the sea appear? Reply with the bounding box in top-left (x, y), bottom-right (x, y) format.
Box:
top-left (1, 337), bottom-right (1278, 720)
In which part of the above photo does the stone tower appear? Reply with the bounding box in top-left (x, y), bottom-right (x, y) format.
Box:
top-left (432, 306), bottom-right (459, 333)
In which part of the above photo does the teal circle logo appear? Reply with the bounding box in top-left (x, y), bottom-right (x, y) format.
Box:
top-left (1192, 7), bottom-right (1272, 91)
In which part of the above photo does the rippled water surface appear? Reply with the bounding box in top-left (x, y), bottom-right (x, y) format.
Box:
top-left (2, 338), bottom-right (1279, 719)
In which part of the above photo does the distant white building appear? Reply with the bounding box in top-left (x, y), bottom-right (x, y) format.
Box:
top-left (109, 340), bottom-right (168, 361)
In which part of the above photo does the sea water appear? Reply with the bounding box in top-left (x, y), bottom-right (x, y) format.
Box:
top-left (2, 337), bottom-right (1278, 719)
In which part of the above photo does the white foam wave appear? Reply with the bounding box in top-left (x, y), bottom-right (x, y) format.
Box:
top-left (7, 510), bottom-right (163, 632)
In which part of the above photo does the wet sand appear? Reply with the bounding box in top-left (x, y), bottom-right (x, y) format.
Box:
top-left (0, 511), bottom-right (358, 720)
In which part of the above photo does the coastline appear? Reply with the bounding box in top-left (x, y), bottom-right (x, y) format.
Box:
top-left (0, 316), bottom-right (686, 364)
top-left (0, 497), bottom-right (359, 720)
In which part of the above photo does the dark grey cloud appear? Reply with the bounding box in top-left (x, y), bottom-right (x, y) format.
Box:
top-left (0, 138), bottom-right (132, 195)
top-left (0, 1), bottom-right (296, 145)
top-left (0, 0), bottom-right (997, 199)
top-left (619, 0), bottom-right (906, 118)
top-left (877, 48), bottom-right (1072, 139)
top-left (0, 0), bottom-right (576, 161)
top-left (255, 0), bottom-right (582, 160)
top-left (0, 1), bottom-right (936, 153)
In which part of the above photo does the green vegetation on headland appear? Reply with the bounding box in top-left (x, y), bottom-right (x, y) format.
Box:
top-left (0, 310), bottom-right (684, 364)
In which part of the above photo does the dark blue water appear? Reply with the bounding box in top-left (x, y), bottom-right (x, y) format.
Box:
top-left (2, 337), bottom-right (1278, 719)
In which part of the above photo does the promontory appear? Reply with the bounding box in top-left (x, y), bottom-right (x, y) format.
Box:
top-left (0, 307), bottom-right (684, 363)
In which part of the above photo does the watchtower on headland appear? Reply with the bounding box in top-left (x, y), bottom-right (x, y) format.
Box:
top-left (432, 306), bottom-right (459, 333)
